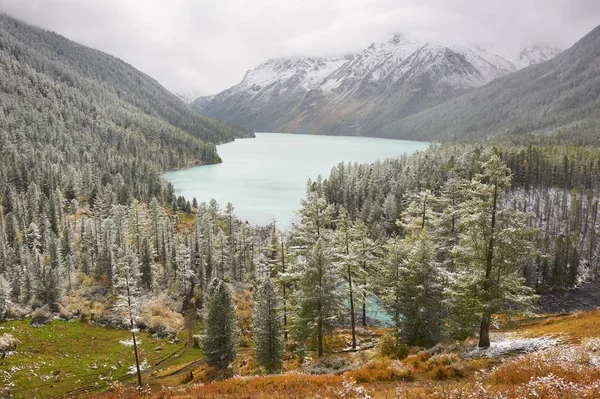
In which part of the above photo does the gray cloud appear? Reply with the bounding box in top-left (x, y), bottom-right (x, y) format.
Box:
top-left (1, 0), bottom-right (598, 96)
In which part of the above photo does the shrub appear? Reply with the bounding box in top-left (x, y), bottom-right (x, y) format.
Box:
top-left (0, 333), bottom-right (19, 353)
top-left (344, 359), bottom-right (414, 383)
top-left (377, 333), bottom-right (409, 359)
top-left (5, 303), bottom-right (28, 320)
top-left (140, 294), bottom-right (184, 337)
top-left (59, 294), bottom-right (91, 320)
top-left (30, 305), bottom-right (52, 326)
top-left (305, 355), bottom-right (357, 375)
top-left (402, 351), bottom-right (432, 370)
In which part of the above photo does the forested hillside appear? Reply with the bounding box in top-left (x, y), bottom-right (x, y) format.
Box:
top-left (0, 12), bottom-right (261, 340)
top-left (320, 141), bottom-right (600, 292)
top-left (379, 24), bottom-right (600, 142)
top-left (0, 14), bottom-right (250, 144)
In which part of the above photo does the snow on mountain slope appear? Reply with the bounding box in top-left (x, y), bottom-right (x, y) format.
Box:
top-left (234, 56), bottom-right (349, 94)
top-left (516, 44), bottom-right (563, 67)
top-left (192, 34), bottom-right (562, 135)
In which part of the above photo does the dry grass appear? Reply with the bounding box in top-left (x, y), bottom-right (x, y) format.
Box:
top-left (61, 309), bottom-right (600, 398)
top-left (518, 309), bottom-right (600, 343)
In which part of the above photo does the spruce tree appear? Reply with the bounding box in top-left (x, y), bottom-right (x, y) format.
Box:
top-left (202, 278), bottom-right (238, 369)
top-left (252, 278), bottom-right (284, 371)
top-left (448, 152), bottom-right (539, 347)
top-left (292, 238), bottom-right (342, 357)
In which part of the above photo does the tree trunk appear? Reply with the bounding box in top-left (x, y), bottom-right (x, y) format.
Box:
top-left (348, 265), bottom-right (356, 350)
top-left (126, 277), bottom-right (142, 388)
top-left (479, 181), bottom-right (498, 348)
top-left (362, 290), bottom-right (367, 327)
top-left (478, 314), bottom-right (491, 348)
top-left (317, 316), bottom-right (323, 357)
top-left (281, 240), bottom-right (288, 342)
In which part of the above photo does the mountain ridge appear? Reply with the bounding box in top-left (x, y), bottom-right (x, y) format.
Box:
top-left (192, 34), bottom-right (561, 136)
top-left (377, 24), bottom-right (600, 142)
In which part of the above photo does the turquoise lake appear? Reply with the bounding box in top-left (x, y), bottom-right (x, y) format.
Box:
top-left (162, 133), bottom-right (429, 228)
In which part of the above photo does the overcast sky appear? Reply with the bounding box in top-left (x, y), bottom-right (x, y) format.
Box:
top-left (1, 0), bottom-right (599, 97)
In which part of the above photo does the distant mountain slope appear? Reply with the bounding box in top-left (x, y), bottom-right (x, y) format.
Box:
top-left (193, 34), bottom-right (560, 136)
top-left (516, 44), bottom-right (563, 67)
top-left (191, 56), bottom-right (349, 132)
top-left (0, 13), bottom-right (251, 208)
top-left (378, 25), bottom-right (600, 142)
top-left (0, 14), bottom-right (250, 144)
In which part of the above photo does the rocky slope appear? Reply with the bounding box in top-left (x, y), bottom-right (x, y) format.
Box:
top-left (193, 34), bottom-right (560, 136)
top-left (378, 24), bottom-right (600, 142)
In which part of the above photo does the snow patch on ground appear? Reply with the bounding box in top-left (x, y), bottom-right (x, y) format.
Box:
top-left (119, 338), bottom-right (141, 347)
top-left (465, 333), bottom-right (560, 358)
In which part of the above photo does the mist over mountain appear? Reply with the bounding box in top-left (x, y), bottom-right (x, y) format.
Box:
top-left (378, 24), bottom-right (600, 143)
top-left (192, 33), bottom-right (561, 137)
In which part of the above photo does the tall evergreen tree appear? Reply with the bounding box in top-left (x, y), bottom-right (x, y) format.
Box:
top-left (252, 278), bottom-right (284, 371)
top-left (292, 238), bottom-right (342, 357)
top-left (202, 278), bottom-right (238, 369)
top-left (448, 152), bottom-right (539, 347)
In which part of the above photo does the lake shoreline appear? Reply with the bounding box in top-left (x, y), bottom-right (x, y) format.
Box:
top-left (162, 133), bottom-right (429, 227)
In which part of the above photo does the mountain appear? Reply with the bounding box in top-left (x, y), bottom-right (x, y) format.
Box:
top-left (193, 34), bottom-right (559, 136)
top-left (191, 56), bottom-right (349, 132)
top-left (0, 13), bottom-right (251, 209)
top-left (516, 44), bottom-right (563, 67)
top-left (0, 14), bottom-right (250, 145)
top-left (377, 25), bottom-right (600, 143)
top-left (176, 90), bottom-right (203, 105)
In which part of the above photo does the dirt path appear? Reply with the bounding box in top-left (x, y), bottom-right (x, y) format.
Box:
top-left (146, 306), bottom-right (198, 376)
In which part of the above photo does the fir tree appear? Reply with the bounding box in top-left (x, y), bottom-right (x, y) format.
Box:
top-left (252, 278), bottom-right (284, 371)
top-left (292, 238), bottom-right (342, 357)
top-left (448, 152), bottom-right (539, 347)
top-left (202, 278), bottom-right (238, 369)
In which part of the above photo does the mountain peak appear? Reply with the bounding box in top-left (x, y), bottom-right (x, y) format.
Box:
top-left (516, 43), bottom-right (563, 67)
top-left (193, 31), bottom-right (565, 135)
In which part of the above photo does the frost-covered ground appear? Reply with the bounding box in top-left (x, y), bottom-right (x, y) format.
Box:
top-left (465, 332), bottom-right (560, 358)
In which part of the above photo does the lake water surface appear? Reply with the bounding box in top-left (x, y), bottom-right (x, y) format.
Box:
top-left (162, 133), bottom-right (429, 228)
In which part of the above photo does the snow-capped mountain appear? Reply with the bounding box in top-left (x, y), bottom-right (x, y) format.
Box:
top-left (175, 91), bottom-right (202, 105)
top-left (516, 44), bottom-right (563, 67)
top-left (193, 34), bottom-right (561, 135)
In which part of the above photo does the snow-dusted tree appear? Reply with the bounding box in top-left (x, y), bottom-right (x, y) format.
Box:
top-left (140, 237), bottom-right (155, 291)
top-left (398, 189), bottom-right (437, 235)
top-left (292, 238), bottom-right (342, 357)
top-left (114, 248), bottom-right (143, 387)
top-left (294, 179), bottom-right (335, 247)
top-left (252, 278), bottom-right (284, 371)
top-left (351, 219), bottom-right (378, 327)
top-left (447, 152), bottom-right (539, 347)
top-left (435, 177), bottom-right (469, 271)
top-left (202, 278), bottom-right (238, 369)
top-left (377, 236), bottom-right (407, 344)
top-left (0, 274), bottom-right (11, 321)
top-left (397, 229), bottom-right (445, 345)
top-left (37, 234), bottom-right (63, 312)
top-left (334, 208), bottom-right (360, 349)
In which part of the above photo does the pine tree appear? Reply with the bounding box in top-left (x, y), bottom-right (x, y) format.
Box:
top-left (252, 278), bottom-right (284, 371)
top-left (397, 229), bottom-right (445, 345)
top-left (114, 248), bottom-right (143, 387)
top-left (294, 179), bottom-right (335, 248)
top-left (334, 208), bottom-right (360, 349)
top-left (140, 237), bottom-right (154, 291)
top-left (202, 278), bottom-right (238, 369)
top-left (292, 238), bottom-right (342, 357)
top-left (0, 274), bottom-right (11, 321)
top-left (448, 152), bottom-right (539, 347)
top-left (378, 235), bottom-right (408, 344)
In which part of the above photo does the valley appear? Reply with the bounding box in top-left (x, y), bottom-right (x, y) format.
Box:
top-left (0, 6), bottom-right (600, 399)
